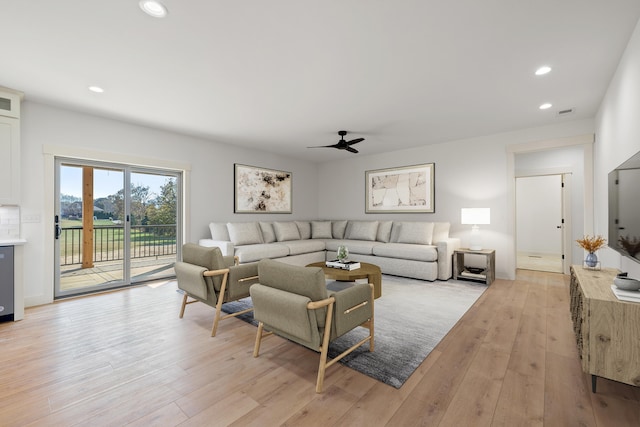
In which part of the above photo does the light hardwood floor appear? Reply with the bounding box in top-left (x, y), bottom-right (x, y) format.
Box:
top-left (1, 270), bottom-right (638, 426)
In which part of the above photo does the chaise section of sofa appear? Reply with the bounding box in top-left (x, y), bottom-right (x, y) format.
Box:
top-left (199, 220), bottom-right (460, 281)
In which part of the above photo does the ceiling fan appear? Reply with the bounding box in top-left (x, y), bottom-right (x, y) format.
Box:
top-left (308, 130), bottom-right (364, 154)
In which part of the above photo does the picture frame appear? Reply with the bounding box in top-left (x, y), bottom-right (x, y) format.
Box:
top-left (234, 164), bottom-right (292, 213)
top-left (365, 163), bottom-right (435, 213)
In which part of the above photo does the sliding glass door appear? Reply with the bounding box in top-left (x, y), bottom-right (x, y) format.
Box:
top-left (54, 158), bottom-right (181, 298)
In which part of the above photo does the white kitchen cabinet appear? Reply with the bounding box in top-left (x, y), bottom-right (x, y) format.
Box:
top-left (0, 88), bottom-right (21, 205)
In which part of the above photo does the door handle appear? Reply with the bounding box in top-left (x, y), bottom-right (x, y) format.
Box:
top-left (54, 214), bottom-right (62, 239)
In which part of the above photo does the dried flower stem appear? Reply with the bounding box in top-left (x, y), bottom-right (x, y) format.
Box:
top-left (576, 235), bottom-right (606, 253)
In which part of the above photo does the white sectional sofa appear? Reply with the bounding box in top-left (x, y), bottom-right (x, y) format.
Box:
top-left (198, 220), bottom-right (460, 281)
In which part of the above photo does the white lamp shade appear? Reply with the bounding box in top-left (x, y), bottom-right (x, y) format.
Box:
top-left (461, 208), bottom-right (490, 225)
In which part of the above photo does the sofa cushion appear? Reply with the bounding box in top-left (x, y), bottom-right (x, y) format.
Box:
top-left (273, 221), bottom-right (301, 242)
top-left (432, 222), bottom-right (451, 243)
top-left (376, 221), bottom-right (393, 243)
top-left (234, 243), bottom-right (290, 263)
top-left (346, 221), bottom-right (379, 241)
top-left (281, 240), bottom-right (326, 256)
top-left (325, 239), bottom-right (382, 255)
top-left (372, 243), bottom-right (438, 262)
top-left (311, 221), bottom-right (333, 239)
top-left (295, 221), bottom-right (311, 239)
top-left (259, 222), bottom-right (276, 243)
top-left (332, 220), bottom-right (348, 239)
top-left (209, 222), bottom-right (231, 241)
top-left (397, 222), bottom-right (435, 245)
top-left (227, 222), bottom-right (263, 245)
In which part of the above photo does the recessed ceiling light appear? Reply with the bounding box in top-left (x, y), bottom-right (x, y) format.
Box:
top-left (139, 0), bottom-right (168, 18)
top-left (539, 103), bottom-right (552, 110)
top-left (535, 66), bottom-right (552, 76)
top-left (88, 86), bottom-right (104, 93)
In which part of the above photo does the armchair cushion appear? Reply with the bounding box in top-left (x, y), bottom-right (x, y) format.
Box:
top-left (251, 284), bottom-right (318, 345)
top-left (175, 262), bottom-right (209, 300)
top-left (181, 243), bottom-right (228, 292)
top-left (330, 283), bottom-right (373, 338)
top-left (257, 259), bottom-right (328, 326)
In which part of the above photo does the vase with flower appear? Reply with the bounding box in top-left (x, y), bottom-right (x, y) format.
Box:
top-left (336, 245), bottom-right (349, 263)
top-left (576, 235), bottom-right (606, 268)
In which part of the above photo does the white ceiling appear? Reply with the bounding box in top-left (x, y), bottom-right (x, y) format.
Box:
top-left (3, 1), bottom-right (640, 162)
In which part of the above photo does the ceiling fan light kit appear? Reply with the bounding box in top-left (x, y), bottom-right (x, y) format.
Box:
top-left (308, 130), bottom-right (364, 154)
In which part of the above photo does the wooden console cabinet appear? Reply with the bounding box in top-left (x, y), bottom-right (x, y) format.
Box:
top-left (569, 266), bottom-right (640, 392)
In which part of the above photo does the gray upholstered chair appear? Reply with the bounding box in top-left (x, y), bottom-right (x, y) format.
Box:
top-left (251, 258), bottom-right (374, 393)
top-left (175, 243), bottom-right (259, 336)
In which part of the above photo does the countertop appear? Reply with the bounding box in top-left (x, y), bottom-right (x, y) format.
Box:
top-left (0, 239), bottom-right (27, 246)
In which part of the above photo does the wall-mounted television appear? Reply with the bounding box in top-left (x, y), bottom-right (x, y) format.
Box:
top-left (608, 150), bottom-right (640, 264)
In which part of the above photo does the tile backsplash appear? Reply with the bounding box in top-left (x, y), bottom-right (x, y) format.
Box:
top-left (0, 206), bottom-right (20, 239)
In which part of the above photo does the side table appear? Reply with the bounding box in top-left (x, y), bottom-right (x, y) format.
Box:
top-left (453, 248), bottom-right (495, 285)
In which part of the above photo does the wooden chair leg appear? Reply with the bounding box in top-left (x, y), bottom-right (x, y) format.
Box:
top-left (315, 303), bottom-right (334, 393)
top-left (253, 322), bottom-right (264, 357)
top-left (211, 306), bottom-right (222, 337)
top-left (179, 293), bottom-right (188, 318)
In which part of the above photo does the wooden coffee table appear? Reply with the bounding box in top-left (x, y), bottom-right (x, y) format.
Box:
top-left (307, 261), bottom-right (382, 299)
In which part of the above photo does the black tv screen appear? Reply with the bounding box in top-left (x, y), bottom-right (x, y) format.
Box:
top-left (608, 150), bottom-right (640, 263)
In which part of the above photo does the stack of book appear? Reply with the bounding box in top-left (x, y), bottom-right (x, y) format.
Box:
top-left (611, 285), bottom-right (640, 303)
top-left (459, 268), bottom-right (486, 280)
top-left (325, 260), bottom-right (361, 270)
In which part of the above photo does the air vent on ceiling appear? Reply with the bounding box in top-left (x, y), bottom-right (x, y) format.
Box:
top-left (557, 108), bottom-right (575, 116)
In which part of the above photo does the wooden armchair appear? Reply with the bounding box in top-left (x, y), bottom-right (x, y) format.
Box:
top-left (250, 259), bottom-right (374, 392)
top-left (175, 243), bottom-right (259, 336)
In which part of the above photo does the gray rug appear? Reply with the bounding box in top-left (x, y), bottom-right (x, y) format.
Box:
top-left (222, 275), bottom-right (487, 388)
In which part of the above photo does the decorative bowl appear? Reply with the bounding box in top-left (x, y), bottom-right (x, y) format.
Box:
top-left (613, 276), bottom-right (640, 291)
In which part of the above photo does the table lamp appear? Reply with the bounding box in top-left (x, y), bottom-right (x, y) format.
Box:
top-left (461, 208), bottom-right (490, 250)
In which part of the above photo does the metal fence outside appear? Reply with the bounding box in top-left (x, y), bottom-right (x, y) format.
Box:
top-left (60, 224), bottom-right (177, 266)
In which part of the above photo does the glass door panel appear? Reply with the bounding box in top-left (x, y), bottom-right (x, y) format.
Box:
top-left (56, 162), bottom-right (126, 297)
top-left (130, 170), bottom-right (178, 284)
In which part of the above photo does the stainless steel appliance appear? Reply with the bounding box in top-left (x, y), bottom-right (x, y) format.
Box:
top-left (0, 246), bottom-right (14, 322)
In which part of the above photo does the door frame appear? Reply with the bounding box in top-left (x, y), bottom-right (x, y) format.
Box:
top-left (43, 145), bottom-right (191, 303)
top-left (515, 173), bottom-right (572, 274)
top-left (506, 134), bottom-right (594, 280)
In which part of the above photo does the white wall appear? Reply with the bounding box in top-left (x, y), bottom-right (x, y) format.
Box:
top-left (20, 102), bottom-right (318, 306)
top-left (317, 119), bottom-right (595, 280)
top-left (595, 17), bottom-right (640, 278)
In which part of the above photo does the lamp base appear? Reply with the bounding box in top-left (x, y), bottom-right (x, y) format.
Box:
top-left (469, 225), bottom-right (482, 251)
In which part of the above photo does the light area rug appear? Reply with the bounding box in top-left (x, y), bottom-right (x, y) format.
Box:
top-left (222, 275), bottom-right (487, 389)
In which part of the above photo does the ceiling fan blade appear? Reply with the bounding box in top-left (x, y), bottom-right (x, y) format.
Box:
top-left (346, 146), bottom-right (359, 153)
top-left (307, 144), bottom-right (340, 148)
top-left (346, 138), bottom-right (364, 146)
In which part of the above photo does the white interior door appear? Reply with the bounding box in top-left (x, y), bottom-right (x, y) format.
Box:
top-left (516, 174), bottom-right (565, 273)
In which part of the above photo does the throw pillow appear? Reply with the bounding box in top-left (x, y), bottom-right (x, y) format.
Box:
top-left (227, 222), bottom-right (263, 246)
top-left (295, 221), bottom-right (311, 239)
top-left (376, 221), bottom-right (393, 243)
top-left (397, 222), bottom-right (435, 245)
top-left (346, 221), bottom-right (379, 241)
top-left (311, 221), bottom-right (333, 239)
top-left (273, 221), bottom-right (301, 241)
top-left (259, 222), bottom-right (276, 243)
top-left (332, 220), bottom-right (348, 239)
top-left (209, 222), bottom-right (231, 241)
